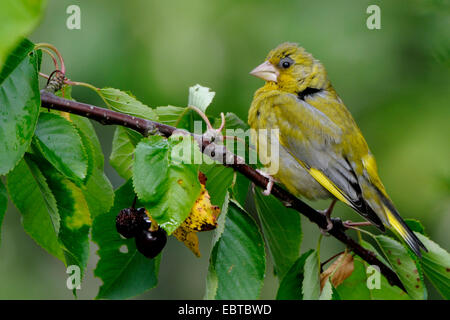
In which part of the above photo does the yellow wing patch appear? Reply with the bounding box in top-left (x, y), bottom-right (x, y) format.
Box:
top-left (308, 168), bottom-right (353, 207)
top-left (281, 143), bottom-right (353, 207)
top-left (385, 206), bottom-right (407, 239)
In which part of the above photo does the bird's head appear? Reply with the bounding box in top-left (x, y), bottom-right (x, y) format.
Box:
top-left (250, 42), bottom-right (329, 93)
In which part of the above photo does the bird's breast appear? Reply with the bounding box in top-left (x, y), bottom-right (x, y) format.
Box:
top-left (248, 89), bottom-right (331, 200)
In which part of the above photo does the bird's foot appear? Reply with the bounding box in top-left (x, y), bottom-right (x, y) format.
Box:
top-left (318, 214), bottom-right (334, 232)
top-left (256, 169), bottom-right (277, 196)
top-left (283, 200), bottom-right (293, 207)
top-left (318, 199), bottom-right (337, 232)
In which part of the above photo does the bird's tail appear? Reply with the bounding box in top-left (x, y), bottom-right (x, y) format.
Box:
top-left (358, 174), bottom-right (427, 257)
top-left (383, 204), bottom-right (427, 257)
top-left (376, 190), bottom-right (428, 257)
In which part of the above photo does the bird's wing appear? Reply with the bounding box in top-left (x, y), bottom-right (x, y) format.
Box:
top-left (266, 91), bottom-right (426, 255)
top-left (271, 93), bottom-right (385, 228)
top-left (353, 152), bottom-right (427, 255)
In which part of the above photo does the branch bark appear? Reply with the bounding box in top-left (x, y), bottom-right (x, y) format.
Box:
top-left (40, 90), bottom-right (406, 292)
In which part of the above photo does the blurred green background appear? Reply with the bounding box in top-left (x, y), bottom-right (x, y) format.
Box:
top-left (0, 0), bottom-right (449, 299)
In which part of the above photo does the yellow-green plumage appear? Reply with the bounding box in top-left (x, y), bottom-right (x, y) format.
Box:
top-left (248, 42), bottom-right (426, 256)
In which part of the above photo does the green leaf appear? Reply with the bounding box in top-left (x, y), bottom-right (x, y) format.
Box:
top-left (207, 200), bottom-right (265, 299)
top-left (0, 179), bottom-right (7, 242)
top-left (205, 193), bottom-right (229, 299)
top-left (71, 116), bottom-right (113, 218)
top-left (213, 112), bottom-right (250, 131)
top-left (376, 235), bottom-right (427, 300)
top-left (124, 128), bottom-right (142, 146)
top-left (81, 169), bottom-right (114, 220)
top-left (188, 84), bottom-right (215, 113)
top-left (6, 156), bottom-right (64, 260)
top-left (74, 123), bottom-right (95, 184)
top-left (0, 38), bottom-right (33, 81)
top-left (93, 180), bottom-right (160, 299)
top-left (54, 85), bottom-right (103, 172)
top-left (33, 113), bottom-right (88, 183)
top-left (335, 256), bottom-right (371, 300)
top-left (405, 219), bottom-right (426, 235)
top-left (99, 87), bottom-right (158, 121)
top-left (254, 190), bottom-right (302, 279)
top-left (0, 40), bottom-right (40, 175)
top-left (133, 136), bottom-right (169, 203)
top-left (42, 167), bottom-right (91, 280)
top-left (334, 253), bottom-right (410, 300)
top-left (70, 115), bottom-right (104, 169)
top-left (276, 250), bottom-right (314, 300)
top-left (110, 126), bottom-right (136, 180)
top-left (56, 92), bottom-right (113, 219)
top-left (133, 134), bottom-right (202, 234)
top-left (147, 133), bottom-right (203, 234)
top-left (230, 172), bottom-right (250, 206)
top-left (155, 105), bottom-right (190, 129)
top-left (302, 249), bottom-right (321, 300)
top-left (331, 285), bottom-right (341, 300)
top-left (319, 278), bottom-right (334, 300)
top-left (357, 240), bottom-right (411, 300)
top-left (0, 1), bottom-right (46, 68)
top-left (360, 239), bottom-right (390, 267)
top-left (155, 85), bottom-right (217, 132)
top-left (199, 164), bottom-right (234, 209)
top-left (415, 233), bottom-right (450, 299)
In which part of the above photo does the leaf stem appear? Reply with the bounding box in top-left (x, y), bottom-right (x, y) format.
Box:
top-left (35, 43), bottom-right (66, 74)
top-left (321, 250), bottom-right (345, 269)
top-left (317, 233), bottom-right (323, 254)
top-left (38, 48), bottom-right (59, 70)
top-left (65, 80), bottom-right (99, 92)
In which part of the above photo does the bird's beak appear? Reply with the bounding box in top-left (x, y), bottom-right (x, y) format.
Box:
top-left (249, 61), bottom-right (279, 83)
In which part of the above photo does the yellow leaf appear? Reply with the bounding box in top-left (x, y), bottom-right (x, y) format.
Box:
top-left (172, 225), bottom-right (201, 257)
top-left (320, 252), bottom-right (354, 290)
top-left (156, 172), bottom-right (221, 257)
top-left (181, 172), bottom-right (220, 232)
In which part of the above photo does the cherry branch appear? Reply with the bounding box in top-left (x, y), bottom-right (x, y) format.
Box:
top-left (40, 89), bottom-right (406, 292)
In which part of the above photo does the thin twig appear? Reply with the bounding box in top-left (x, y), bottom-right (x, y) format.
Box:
top-left (320, 251), bottom-right (345, 271)
top-left (39, 90), bottom-right (406, 292)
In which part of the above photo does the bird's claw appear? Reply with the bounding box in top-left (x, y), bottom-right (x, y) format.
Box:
top-left (318, 217), bottom-right (333, 235)
top-left (282, 200), bottom-right (292, 207)
top-left (317, 199), bottom-right (337, 234)
top-left (319, 227), bottom-right (331, 236)
top-left (318, 209), bottom-right (334, 231)
top-left (262, 179), bottom-right (274, 196)
top-left (256, 169), bottom-right (276, 196)
top-left (325, 220), bottom-right (333, 231)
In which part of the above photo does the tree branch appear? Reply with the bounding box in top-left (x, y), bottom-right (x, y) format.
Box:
top-left (40, 90), bottom-right (406, 292)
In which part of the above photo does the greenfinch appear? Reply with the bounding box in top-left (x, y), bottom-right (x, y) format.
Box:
top-left (248, 42), bottom-right (426, 256)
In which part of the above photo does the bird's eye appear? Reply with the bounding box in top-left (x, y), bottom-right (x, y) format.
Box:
top-left (279, 57), bottom-right (294, 69)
